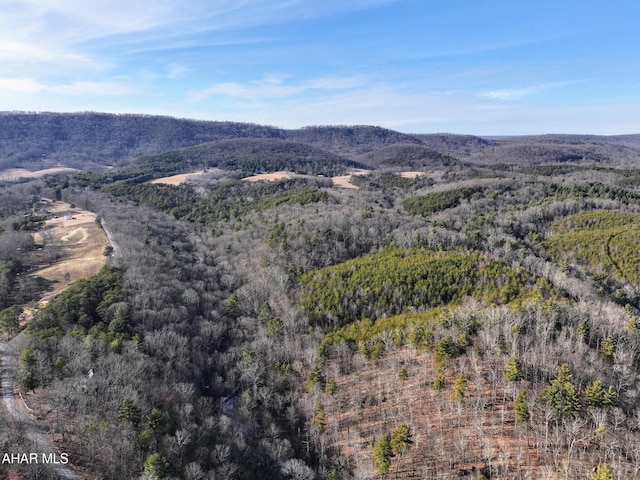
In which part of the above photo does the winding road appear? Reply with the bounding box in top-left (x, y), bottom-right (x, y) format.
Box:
top-left (100, 218), bottom-right (123, 262)
top-left (0, 338), bottom-right (78, 479)
top-left (0, 212), bottom-right (122, 480)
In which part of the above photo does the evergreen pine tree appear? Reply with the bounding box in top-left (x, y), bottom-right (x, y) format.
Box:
top-left (451, 373), bottom-right (467, 402)
top-left (540, 364), bottom-right (580, 419)
top-left (373, 435), bottom-right (393, 475)
top-left (514, 389), bottom-right (529, 423)
top-left (589, 463), bottom-right (615, 480)
top-left (504, 356), bottom-right (525, 382)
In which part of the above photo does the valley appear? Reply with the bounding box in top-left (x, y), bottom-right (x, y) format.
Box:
top-left (1, 113), bottom-right (640, 479)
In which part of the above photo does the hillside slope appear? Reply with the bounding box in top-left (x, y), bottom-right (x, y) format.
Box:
top-left (3, 112), bottom-right (640, 480)
top-left (285, 125), bottom-right (425, 158)
top-left (126, 137), bottom-right (363, 177)
top-left (0, 112), bottom-right (285, 170)
top-left (1, 113), bottom-right (639, 175)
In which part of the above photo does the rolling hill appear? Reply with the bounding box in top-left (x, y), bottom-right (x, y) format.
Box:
top-left (2, 111), bottom-right (640, 479)
top-left (125, 137), bottom-right (364, 177)
top-left (1, 112), bottom-right (640, 176)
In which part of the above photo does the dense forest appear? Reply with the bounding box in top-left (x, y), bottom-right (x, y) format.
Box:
top-left (2, 114), bottom-right (640, 479)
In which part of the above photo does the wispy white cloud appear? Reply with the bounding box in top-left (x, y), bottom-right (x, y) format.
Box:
top-left (8, 76), bottom-right (634, 136)
top-left (185, 77), bottom-right (640, 135)
top-left (479, 82), bottom-right (580, 101)
top-left (305, 76), bottom-right (369, 90)
top-left (0, 0), bottom-right (401, 83)
top-left (189, 75), bottom-right (368, 101)
top-left (51, 80), bottom-right (141, 96)
top-left (0, 0), bottom-right (637, 135)
top-left (0, 78), bottom-right (42, 93)
top-left (167, 63), bottom-right (190, 80)
top-left (3, 0), bottom-right (203, 40)
top-left (190, 76), bottom-right (294, 100)
top-left (0, 40), bottom-right (73, 63)
top-left (191, 80), bottom-right (460, 130)
top-left (0, 76), bottom-right (140, 97)
top-left (0, 1), bottom-right (400, 46)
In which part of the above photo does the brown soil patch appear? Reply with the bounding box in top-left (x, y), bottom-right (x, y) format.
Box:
top-left (331, 175), bottom-right (359, 189)
top-left (242, 169), bottom-right (372, 189)
top-left (28, 202), bottom-right (109, 297)
top-left (242, 171), bottom-right (303, 182)
top-left (399, 171), bottom-right (426, 179)
top-left (149, 170), bottom-right (208, 185)
top-left (331, 169), bottom-right (371, 190)
top-left (0, 167), bottom-right (79, 182)
top-left (313, 347), bottom-right (631, 479)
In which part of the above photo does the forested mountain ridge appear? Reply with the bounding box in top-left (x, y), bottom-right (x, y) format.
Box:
top-left (414, 133), bottom-right (492, 154)
top-left (285, 125), bottom-right (426, 158)
top-left (119, 138), bottom-right (365, 178)
top-left (502, 133), bottom-right (640, 147)
top-left (0, 112), bottom-right (286, 171)
top-left (353, 144), bottom-right (457, 169)
top-left (4, 112), bottom-right (638, 176)
top-left (464, 135), bottom-right (640, 166)
top-left (3, 113), bottom-right (640, 479)
top-left (0, 113), bottom-right (427, 172)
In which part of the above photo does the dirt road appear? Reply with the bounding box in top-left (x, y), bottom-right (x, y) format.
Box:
top-left (0, 209), bottom-right (122, 480)
top-left (100, 218), bottom-right (122, 261)
top-left (0, 339), bottom-right (78, 479)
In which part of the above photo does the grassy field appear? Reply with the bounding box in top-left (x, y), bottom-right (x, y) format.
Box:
top-left (29, 201), bottom-right (109, 298)
top-left (0, 167), bottom-right (79, 182)
top-left (148, 169), bottom-right (208, 185)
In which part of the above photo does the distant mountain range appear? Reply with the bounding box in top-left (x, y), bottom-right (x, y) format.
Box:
top-left (0, 112), bottom-right (639, 173)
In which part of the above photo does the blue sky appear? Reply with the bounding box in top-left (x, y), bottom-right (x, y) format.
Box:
top-left (1, 0), bottom-right (639, 135)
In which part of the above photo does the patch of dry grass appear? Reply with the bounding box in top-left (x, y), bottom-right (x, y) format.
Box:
top-left (148, 170), bottom-right (207, 185)
top-left (0, 167), bottom-right (79, 182)
top-left (331, 169), bottom-right (371, 189)
top-left (399, 171), bottom-right (426, 178)
top-left (29, 202), bottom-right (109, 297)
top-left (242, 171), bottom-right (302, 182)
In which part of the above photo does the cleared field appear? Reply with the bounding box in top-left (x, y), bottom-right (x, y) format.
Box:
top-left (29, 201), bottom-right (109, 297)
top-left (242, 168), bottom-right (371, 189)
top-left (148, 170), bottom-right (208, 185)
top-left (399, 171), bottom-right (426, 178)
top-left (0, 167), bottom-right (79, 182)
top-left (242, 171), bottom-right (303, 182)
top-left (331, 168), bottom-right (371, 189)
top-left (154, 168), bottom-right (380, 190)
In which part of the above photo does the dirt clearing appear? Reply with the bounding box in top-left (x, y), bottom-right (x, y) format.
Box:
top-left (399, 171), bottom-right (426, 178)
top-left (331, 169), bottom-right (371, 189)
top-left (242, 171), bottom-right (303, 182)
top-left (148, 170), bottom-right (209, 185)
top-left (0, 167), bottom-right (79, 182)
top-left (29, 201), bottom-right (109, 297)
